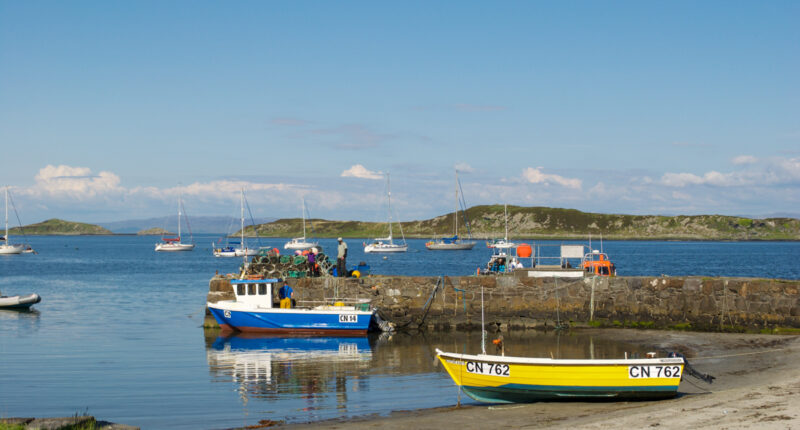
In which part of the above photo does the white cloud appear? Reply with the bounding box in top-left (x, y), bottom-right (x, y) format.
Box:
top-left (662, 157), bottom-right (800, 188)
top-left (522, 167), bottom-right (582, 189)
top-left (732, 155), bottom-right (758, 165)
top-left (26, 165), bottom-right (122, 199)
top-left (341, 164), bottom-right (383, 180)
top-left (454, 163), bottom-right (475, 173)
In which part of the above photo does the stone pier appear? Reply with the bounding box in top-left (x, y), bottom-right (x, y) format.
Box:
top-left (206, 274), bottom-right (800, 332)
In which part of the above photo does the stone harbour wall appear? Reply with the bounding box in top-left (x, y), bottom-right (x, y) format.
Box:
top-left (207, 274), bottom-right (800, 331)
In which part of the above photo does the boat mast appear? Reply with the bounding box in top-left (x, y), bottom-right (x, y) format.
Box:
top-left (454, 170), bottom-right (458, 238)
top-left (240, 188), bottom-right (245, 250)
top-left (177, 190), bottom-right (182, 241)
top-left (504, 203), bottom-right (508, 241)
top-left (302, 198), bottom-right (307, 239)
top-left (387, 173), bottom-right (393, 243)
top-left (4, 187), bottom-right (8, 245)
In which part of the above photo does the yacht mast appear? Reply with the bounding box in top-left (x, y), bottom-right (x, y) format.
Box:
top-left (302, 198), bottom-right (307, 239)
top-left (387, 173), bottom-right (393, 243)
top-left (4, 187), bottom-right (8, 244)
top-left (454, 170), bottom-right (458, 238)
top-left (504, 203), bottom-right (508, 241)
top-left (177, 190), bottom-right (182, 241)
top-left (240, 188), bottom-right (245, 249)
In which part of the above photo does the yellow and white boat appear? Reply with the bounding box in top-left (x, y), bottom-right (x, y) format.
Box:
top-left (436, 348), bottom-right (684, 403)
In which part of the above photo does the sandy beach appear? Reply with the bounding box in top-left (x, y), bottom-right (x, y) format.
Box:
top-left (284, 329), bottom-right (800, 429)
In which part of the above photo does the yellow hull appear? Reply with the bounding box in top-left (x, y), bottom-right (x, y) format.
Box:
top-left (436, 349), bottom-right (683, 403)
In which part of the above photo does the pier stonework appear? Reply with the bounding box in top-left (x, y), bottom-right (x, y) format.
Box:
top-left (206, 274), bottom-right (800, 332)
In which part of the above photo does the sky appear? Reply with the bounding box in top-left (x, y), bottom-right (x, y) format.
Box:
top-left (1, 1), bottom-right (799, 224)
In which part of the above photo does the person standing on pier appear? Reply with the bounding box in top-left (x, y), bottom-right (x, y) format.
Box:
top-left (337, 237), bottom-right (348, 277)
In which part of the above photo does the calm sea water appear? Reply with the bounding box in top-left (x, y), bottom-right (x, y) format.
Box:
top-left (1, 236), bottom-right (798, 429)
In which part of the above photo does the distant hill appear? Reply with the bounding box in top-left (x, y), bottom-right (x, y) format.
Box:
top-left (9, 219), bottom-right (113, 236)
top-left (137, 227), bottom-right (171, 235)
top-left (241, 205), bottom-right (800, 241)
top-left (98, 216), bottom-right (276, 234)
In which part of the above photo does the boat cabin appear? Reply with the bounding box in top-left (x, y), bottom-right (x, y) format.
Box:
top-left (230, 278), bottom-right (280, 308)
top-left (582, 251), bottom-right (616, 276)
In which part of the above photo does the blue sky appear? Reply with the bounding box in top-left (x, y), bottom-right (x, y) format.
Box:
top-left (1, 1), bottom-right (798, 223)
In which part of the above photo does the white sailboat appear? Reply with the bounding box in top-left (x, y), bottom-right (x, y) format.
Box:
top-left (486, 204), bottom-right (517, 249)
top-left (155, 191), bottom-right (195, 252)
top-left (364, 173), bottom-right (408, 253)
top-left (426, 170), bottom-right (476, 250)
top-left (284, 198), bottom-right (318, 250)
top-left (0, 187), bottom-right (25, 255)
top-left (213, 189), bottom-right (259, 257)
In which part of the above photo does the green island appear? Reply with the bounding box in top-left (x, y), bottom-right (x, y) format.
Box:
top-left (8, 219), bottom-right (112, 236)
top-left (136, 227), bottom-right (171, 236)
top-left (242, 205), bottom-right (800, 240)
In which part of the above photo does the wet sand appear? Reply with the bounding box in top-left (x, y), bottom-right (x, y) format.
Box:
top-left (285, 329), bottom-right (800, 429)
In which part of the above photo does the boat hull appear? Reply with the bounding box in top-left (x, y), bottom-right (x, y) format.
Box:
top-left (213, 248), bottom-right (258, 257)
top-left (155, 242), bottom-right (195, 252)
top-left (436, 349), bottom-right (683, 403)
top-left (284, 241), bottom-right (318, 250)
top-left (426, 242), bottom-right (476, 250)
top-left (208, 302), bottom-right (374, 334)
top-left (364, 244), bottom-right (408, 253)
top-left (0, 293), bottom-right (41, 309)
top-left (0, 244), bottom-right (25, 255)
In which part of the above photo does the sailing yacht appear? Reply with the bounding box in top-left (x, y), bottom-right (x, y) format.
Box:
top-left (213, 189), bottom-right (259, 257)
top-left (364, 173), bottom-right (408, 253)
top-left (0, 187), bottom-right (25, 255)
top-left (284, 199), bottom-right (318, 250)
top-left (426, 170), bottom-right (476, 250)
top-left (155, 191), bottom-right (195, 252)
top-left (486, 204), bottom-right (517, 249)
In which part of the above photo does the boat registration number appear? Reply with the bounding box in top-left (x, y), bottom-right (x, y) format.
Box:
top-left (628, 365), bottom-right (681, 379)
top-left (465, 361), bottom-right (510, 377)
top-left (339, 314), bottom-right (358, 323)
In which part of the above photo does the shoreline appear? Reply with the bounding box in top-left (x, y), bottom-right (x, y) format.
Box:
top-left (280, 329), bottom-right (800, 429)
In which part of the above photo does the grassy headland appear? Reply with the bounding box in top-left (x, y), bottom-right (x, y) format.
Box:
top-left (241, 205), bottom-right (800, 240)
top-left (8, 219), bottom-right (113, 235)
top-left (136, 227), bottom-right (171, 235)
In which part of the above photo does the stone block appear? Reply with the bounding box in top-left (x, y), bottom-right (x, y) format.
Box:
top-left (683, 277), bottom-right (702, 294)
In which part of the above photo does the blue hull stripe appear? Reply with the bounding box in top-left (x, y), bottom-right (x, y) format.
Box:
top-left (208, 307), bottom-right (372, 333)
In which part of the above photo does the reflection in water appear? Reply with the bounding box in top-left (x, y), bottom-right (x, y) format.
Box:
top-left (207, 334), bottom-right (374, 414)
top-left (0, 309), bottom-right (41, 334)
top-left (204, 329), bottom-right (646, 425)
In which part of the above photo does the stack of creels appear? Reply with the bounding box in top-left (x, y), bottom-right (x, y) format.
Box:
top-left (244, 253), bottom-right (331, 278)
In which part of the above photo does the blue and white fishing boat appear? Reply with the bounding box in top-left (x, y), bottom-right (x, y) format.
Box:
top-left (207, 278), bottom-right (376, 335)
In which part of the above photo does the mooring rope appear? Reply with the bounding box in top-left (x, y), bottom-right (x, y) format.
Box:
top-left (688, 347), bottom-right (791, 361)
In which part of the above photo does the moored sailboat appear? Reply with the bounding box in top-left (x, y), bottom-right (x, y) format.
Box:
top-left (155, 190), bottom-right (195, 252)
top-left (214, 189), bottom-right (259, 257)
top-left (284, 198), bottom-right (318, 250)
top-left (0, 187), bottom-right (26, 255)
top-left (364, 173), bottom-right (408, 253)
top-left (486, 204), bottom-right (517, 249)
top-left (426, 170), bottom-right (475, 250)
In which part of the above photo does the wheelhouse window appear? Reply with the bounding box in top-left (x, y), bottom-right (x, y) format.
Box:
top-left (248, 284), bottom-right (256, 295)
top-left (258, 283), bottom-right (267, 295)
top-left (237, 284), bottom-right (246, 295)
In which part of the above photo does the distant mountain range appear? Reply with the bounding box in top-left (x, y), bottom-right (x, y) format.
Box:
top-left (97, 216), bottom-right (276, 234)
